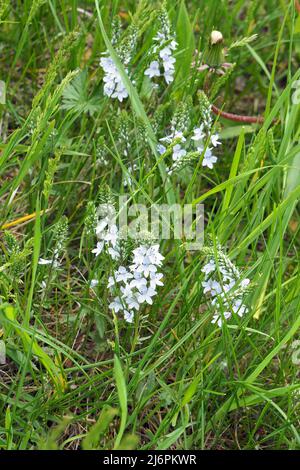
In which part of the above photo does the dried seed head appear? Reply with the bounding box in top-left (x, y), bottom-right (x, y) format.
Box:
top-left (210, 30), bottom-right (223, 45)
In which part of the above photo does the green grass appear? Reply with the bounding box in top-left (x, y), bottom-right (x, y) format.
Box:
top-left (0, 0), bottom-right (299, 450)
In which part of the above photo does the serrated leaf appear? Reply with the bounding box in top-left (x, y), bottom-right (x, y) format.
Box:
top-left (62, 69), bottom-right (100, 116)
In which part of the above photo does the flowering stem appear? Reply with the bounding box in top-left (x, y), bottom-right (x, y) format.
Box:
top-left (211, 104), bottom-right (264, 124)
top-left (130, 312), bottom-right (140, 355)
top-left (112, 311), bottom-right (120, 356)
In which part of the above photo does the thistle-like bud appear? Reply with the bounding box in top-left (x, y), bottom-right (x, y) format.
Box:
top-left (171, 101), bottom-right (190, 133)
top-left (85, 201), bottom-right (98, 235)
top-left (116, 110), bottom-right (131, 156)
top-left (53, 216), bottom-right (68, 255)
top-left (203, 30), bottom-right (225, 68)
top-left (97, 184), bottom-right (115, 207)
top-left (111, 16), bottom-right (122, 46)
top-left (136, 116), bottom-right (147, 142)
top-left (152, 104), bottom-right (166, 134)
top-left (43, 152), bottom-right (61, 200)
top-left (197, 91), bottom-right (213, 130)
top-left (95, 136), bottom-right (109, 166)
top-left (4, 231), bottom-right (19, 254)
top-left (117, 24), bottom-right (138, 65)
top-left (3, 232), bottom-right (32, 280)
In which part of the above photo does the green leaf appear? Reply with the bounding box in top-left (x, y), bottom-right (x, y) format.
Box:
top-left (82, 406), bottom-right (118, 450)
top-left (113, 354), bottom-right (128, 449)
top-left (5, 406), bottom-right (12, 450)
top-left (157, 426), bottom-right (186, 450)
top-left (176, 1), bottom-right (195, 81)
top-left (209, 311), bottom-right (300, 429)
top-left (62, 69), bottom-right (100, 116)
top-left (95, 0), bottom-right (176, 206)
top-left (0, 305), bottom-right (65, 393)
top-left (24, 196), bottom-right (41, 327)
top-left (116, 434), bottom-right (139, 451)
top-left (221, 127), bottom-right (245, 215)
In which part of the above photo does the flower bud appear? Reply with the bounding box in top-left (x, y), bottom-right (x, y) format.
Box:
top-left (210, 30), bottom-right (223, 45)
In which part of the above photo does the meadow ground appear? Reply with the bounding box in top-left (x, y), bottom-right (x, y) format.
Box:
top-left (0, 0), bottom-right (299, 450)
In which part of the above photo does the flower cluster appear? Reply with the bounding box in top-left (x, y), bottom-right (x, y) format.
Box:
top-left (158, 103), bottom-right (189, 174)
top-left (145, 39), bottom-right (177, 85)
top-left (193, 92), bottom-right (220, 169)
top-left (38, 216), bottom-right (68, 269)
top-left (86, 196), bottom-right (165, 324)
top-left (91, 208), bottom-right (121, 261)
top-left (117, 111), bottom-right (131, 157)
top-left (108, 244), bottom-right (164, 323)
top-left (100, 56), bottom-right (128, 102)
top-left (123, 162), bottom-right (138, 188)
top-left (145, 9), bottom-right (177, 85)
top-left (158, 96), bottom-right (221, 174)
top-left (191, 123), bottom-right (221, 170)
top-left (201, 246), bottom-right (250, 327)
top-left (198, 92), bottom-right (214, 131)
top-left (100, 24), bottom-right (137, 102)
top-left (159, 129), bottom-right (187, 175)
top-left (95, 136), bottom-right (109, 167)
